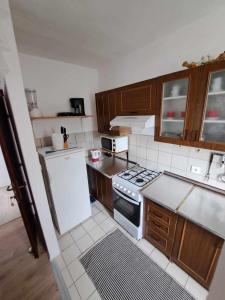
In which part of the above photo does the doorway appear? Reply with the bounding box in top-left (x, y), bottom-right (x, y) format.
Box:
top-left (0, 85), bottom-right (46, 258)
top-left (0, 83), bottom-right (60, 300)
top-left (0, 146), bottom-right (20, 225)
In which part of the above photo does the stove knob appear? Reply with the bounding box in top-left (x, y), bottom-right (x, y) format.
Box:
top-left (132, 192), bottom-right (135, 197)
top-left (120, 185), bottom-right (123, 189)
top-left (127, 190), bottom-right (131, 194)
top-left (123, 188), bottom-right (127, 192)
top-left (116, 184), bottom-right (119, 187)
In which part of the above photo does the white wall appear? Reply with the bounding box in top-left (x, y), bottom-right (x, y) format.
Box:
top-left (1, 0), bottom-right (59, 259)
top-left (99, 6), bottom-right (225, 90)
top-left (0, 147), bottom-right (10, 187)
top-left (19, 53), bottom-right (98, 139)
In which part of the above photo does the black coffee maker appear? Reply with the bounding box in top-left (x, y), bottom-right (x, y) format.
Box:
top-left (70, 98), bottom-right (85, 116)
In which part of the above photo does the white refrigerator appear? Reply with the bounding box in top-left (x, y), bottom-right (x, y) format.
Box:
top-left (39, 147), bottom-right (91, 235)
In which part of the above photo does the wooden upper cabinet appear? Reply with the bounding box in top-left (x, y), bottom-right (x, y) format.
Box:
top-left (192, 61), bottom-right (225, 151)
top-left (96, 93), bottom-right (110, 134)
top-left (154, 68), bottom-right (202, 145)
top-left (172, 217), bottom-right (223, 289)
top-left (119, 82), bottom-right (154, 115)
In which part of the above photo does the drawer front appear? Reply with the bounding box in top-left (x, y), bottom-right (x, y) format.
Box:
top-left (148, 230), bottom-right (167, 251)
top-left (149, 216), bottom-right (169, 236)
top-left (147, 200), bottom-right (175, 226)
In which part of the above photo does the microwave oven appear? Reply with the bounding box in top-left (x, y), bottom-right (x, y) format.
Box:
top-left (101, 135), bottom-right (128, 153)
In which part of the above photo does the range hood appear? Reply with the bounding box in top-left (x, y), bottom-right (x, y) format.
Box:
top-left (110, 115), bottom-right (155, 129)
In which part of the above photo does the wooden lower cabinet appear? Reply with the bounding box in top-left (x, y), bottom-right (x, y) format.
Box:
top-left (144, 198), bottom-right (223, 289)
top-left (87, 165), bottom-right (113, 212)
top-left (172, 217), bottom-right (223, 289)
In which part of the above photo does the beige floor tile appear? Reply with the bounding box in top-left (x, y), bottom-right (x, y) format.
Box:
top-left (71, 225), bottom-right (86, 242)
top-left (166, 262), bottom-right (189, 287)
top-left (62, 244), bottom-right (81, 265)
top-left (75, 273), bottom-right (96, 300)
top-left (76, 234), bottom-right (94, 253)
top-left (68, 259), bottom-right (85, 282)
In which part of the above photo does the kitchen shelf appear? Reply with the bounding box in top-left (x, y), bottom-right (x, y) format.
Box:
top-left (163, 95), bottom-right (187, 100)
top-left (208, 91), bottom-right (225, 96)
top-left (204, 119), bottom-right (225, 124)
top-left (162, 119), bottom-right (184, 122)
top-left (31, 115), bottom-right (93, 121)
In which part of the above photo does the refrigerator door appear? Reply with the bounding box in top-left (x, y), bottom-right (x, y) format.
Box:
top-left (45, 149), bottom-right (91, 235)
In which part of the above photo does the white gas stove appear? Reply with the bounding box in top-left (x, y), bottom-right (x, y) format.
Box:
top-left (112, 166), bottom-right (161, 240)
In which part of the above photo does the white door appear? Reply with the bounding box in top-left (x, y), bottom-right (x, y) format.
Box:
top-left (46, 150), bottom-right (91, 234)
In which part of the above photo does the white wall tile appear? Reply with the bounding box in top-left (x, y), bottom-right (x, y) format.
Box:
top-left (189, 147), bottom-right (211, 161)
top-left (158, 151), bottom-right (172, 166)
top-left (127, 133), bottom-right (225, 190)
top-left (157, 163), bottom-right (171, 172)
top-left (147, 136), bottom-right (159, 150)
top-left (158, 142), bottom-right (173, 153)
top-left (136, 135), bottom-right (149, 147)
top-left (172, 145), bottom-right (190, 156)
top-left (171, 154), bottom-right (189, 171)
top-left (129, 134), bottom-right (136, 146)
top-left (136, 146), bottom-right (147, 159)
top-left (170, 167), bottom-right (186, 177)
top-left (147, 148), bottom-right (158, 162)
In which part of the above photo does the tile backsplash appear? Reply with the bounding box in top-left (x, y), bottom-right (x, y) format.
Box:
top-left (128, 134), bottom-right (225, 190)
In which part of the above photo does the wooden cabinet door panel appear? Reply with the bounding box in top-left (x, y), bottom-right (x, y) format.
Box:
top-left (119, 84), bottom-right (152, 115)
top-left (86, 165), bottom-right (97, 199)
top-left (172, 217), bottom-right (223, 288)
top-left (96, 94), bottom-right (104, 133)
top-left (101, 175), bottom-right (113, 211)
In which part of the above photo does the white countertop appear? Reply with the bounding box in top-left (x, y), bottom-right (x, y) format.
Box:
top-left (179, 187), bottom-right (225, 239)
top-left (141, 174), bottom-right (194, 212)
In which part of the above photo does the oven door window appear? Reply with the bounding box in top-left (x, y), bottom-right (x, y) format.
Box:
top-left (101, 137), bottom-right (112, 151)
top-left (113, 190), bottom-right (140, 227)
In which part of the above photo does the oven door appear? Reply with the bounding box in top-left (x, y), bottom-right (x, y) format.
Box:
top-left (101, 137), bottom-right (113, 152)
top-left (113, 187), bottom-right (140, 227)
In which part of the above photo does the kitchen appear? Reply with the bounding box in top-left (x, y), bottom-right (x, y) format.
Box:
top-left (24, 56), bottom-right (225, 300)
top-left (1, 1), bottom-right (225, 300)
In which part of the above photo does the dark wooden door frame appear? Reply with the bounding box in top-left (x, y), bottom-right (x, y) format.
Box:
top-left (0, 86), bottom-right (46, 258)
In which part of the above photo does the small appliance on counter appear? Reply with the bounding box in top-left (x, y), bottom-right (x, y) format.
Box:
top-left (90, 149), bottom-right (101, 162)
top-left (70, 98), bottom-right (85, 116)
top-left (101, 135), bottom-right (128, 153)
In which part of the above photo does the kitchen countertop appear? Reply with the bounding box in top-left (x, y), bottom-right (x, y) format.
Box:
top-left (141, 174), bottom-right (194, 212)
top-left (86, 155), bottom-right (136, 178)
top-left (141, 173), bottom-right (225, 239)
top-left (179, 187), bottom-right (225, 240)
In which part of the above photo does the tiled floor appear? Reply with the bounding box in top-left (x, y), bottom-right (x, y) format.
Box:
top-left (55, 201), bottom-right (208, 300)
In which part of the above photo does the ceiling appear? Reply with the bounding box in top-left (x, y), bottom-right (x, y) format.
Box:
top-left (9, 0), bottom-right (225, 68)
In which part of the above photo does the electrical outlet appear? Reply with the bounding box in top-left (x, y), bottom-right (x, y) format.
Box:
top-left (191, 165), bottom-right (201, 174)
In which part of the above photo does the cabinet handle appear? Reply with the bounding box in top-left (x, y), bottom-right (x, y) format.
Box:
top-left (153, 211), bottom-right (163, 219)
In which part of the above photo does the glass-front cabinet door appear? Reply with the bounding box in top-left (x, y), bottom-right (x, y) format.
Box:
top-left (160, 78), bottom-right (188, 139)
top-left (155, 69), bottom-right (196, 144)
top-left (200, 69), bottom-right (225, 144)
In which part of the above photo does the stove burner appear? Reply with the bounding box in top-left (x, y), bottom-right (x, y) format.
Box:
top-left (123, 172), bottom-right (130, 177)
top-left (136, 178), bottom-right (144, 183)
